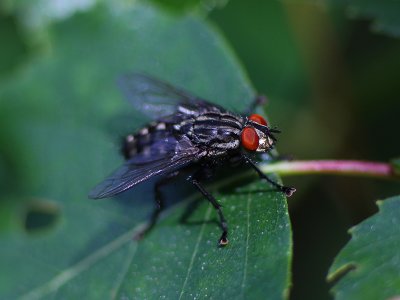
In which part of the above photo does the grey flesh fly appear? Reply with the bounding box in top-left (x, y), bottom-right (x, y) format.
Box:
top-left (89, 73), bottom-right (295, 246)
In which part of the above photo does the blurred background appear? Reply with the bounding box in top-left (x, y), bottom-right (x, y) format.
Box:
top-left (209, 1), bottom-right (400, 299)
top-left (1, 0), bottom-right (399, 299)
top-left (209, 2), bottom-right (400, 298)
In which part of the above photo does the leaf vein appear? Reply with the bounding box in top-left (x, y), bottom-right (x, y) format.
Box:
top-left (20, 228), bottom-right (139, 300)
top-left (110, 243), bottom-right (138, 300)
top-left (178, 205), bottom-right (212, 300)
top-left (241, 193), bottom-right (251, 296)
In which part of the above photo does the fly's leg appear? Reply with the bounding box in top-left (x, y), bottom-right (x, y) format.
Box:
top-left (244, 95), bottom-right (268, 115)
top-left (134, 172), bottom-right (179, 240)
top-left (190, 177), bottom-right (228, 246)
top-left (243, 155), bottom-right (296, 197)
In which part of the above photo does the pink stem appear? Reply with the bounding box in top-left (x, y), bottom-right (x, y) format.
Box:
top-left (259, 160), bottom-right (398, 179)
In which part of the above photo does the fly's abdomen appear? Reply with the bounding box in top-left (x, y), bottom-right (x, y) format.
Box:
top-left (122, 122), bottom-right (170, 159)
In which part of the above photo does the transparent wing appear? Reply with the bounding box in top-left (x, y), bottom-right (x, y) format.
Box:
top-left (118, 73), bottom-right (223, 118)
top-left (88, 149), bottom-right (198, 199)
top-left (128, 136), bottom-right (179, 165)
top-left (124, 129), bottom-right (196, 164)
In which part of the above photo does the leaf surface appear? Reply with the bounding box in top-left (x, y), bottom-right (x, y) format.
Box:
top-left (344, 0), bottom-right (400, 37)
top-left (328, 196), bottom-right (400, 299)
top-left (0, 3), bottom-right (292, 299)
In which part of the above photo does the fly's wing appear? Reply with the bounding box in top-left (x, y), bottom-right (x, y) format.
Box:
top-left (118, 73), bottom-right (224, 119)
top-left (89, 134), bottom-right (199, 199)
top-left (88, 149), bottom-right (197, 199)
top-left (128, 135), bottom-right (179, 165)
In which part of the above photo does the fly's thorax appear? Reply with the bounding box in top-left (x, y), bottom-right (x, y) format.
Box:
top-left (175, 112), bottom-right (244, 152)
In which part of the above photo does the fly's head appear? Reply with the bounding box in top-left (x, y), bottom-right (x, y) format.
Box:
top-left (240, 114), bottom-right (279, 153)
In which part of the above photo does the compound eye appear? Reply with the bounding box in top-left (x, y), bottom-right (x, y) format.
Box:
top-left (241, 127), bottom-right (259, 151)
top-left (249, 114), bottom-right (267, 126)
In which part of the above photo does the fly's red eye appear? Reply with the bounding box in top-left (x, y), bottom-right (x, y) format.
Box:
top-left (249, 114), bottom-right (267, 126)
top-left (241, 127), bottom-right (259, 151)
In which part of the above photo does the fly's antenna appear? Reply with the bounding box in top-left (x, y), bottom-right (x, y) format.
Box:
top-left (248, 120), bottom-right (280, 142)
top-left (269, 127), bottom-right (281, 133)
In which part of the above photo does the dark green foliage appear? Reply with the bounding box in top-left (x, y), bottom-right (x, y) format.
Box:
top-left (328, 196), bottom-right (400, 299)
top-left (0, 4), bottom-right (291, 299)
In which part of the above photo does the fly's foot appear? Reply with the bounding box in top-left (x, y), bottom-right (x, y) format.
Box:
top-left (133, 231), bottom-right (145, 241)
top-left (282, 186), bottom-right (296, 197)
top-left (133, 224), bottom-right (151, 241)
top-left (254, 95), bottom-right (267, 107)
top-left (218, 233), bottom-right (229, 247)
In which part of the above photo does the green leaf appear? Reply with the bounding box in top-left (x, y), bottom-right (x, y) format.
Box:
top-left (0, 3), bottom-right (292, 299)
top-left (301, 0), bottom-right (400, 38)
top-left (276, 0), bottom-right (400, 38)
top-left (344, 0), bottom-right (400, 37)
top-left (148, 0), bottom-right (229, 13)
top-left (1, 0), bottom-right (100, 29)
top-left (113, 180), bottom-right (291, 299)
top-left (0, 13), bottom-right (28, 77)
top-left (328, 196), bottom-right (400, 299)
top-left (2, 0), bottom-right (227, 31)
top-left (391, 157), bottom-right (400, 176)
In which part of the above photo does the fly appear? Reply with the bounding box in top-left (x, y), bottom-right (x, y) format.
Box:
top-left (89, 73), bottom-right (296, 246)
